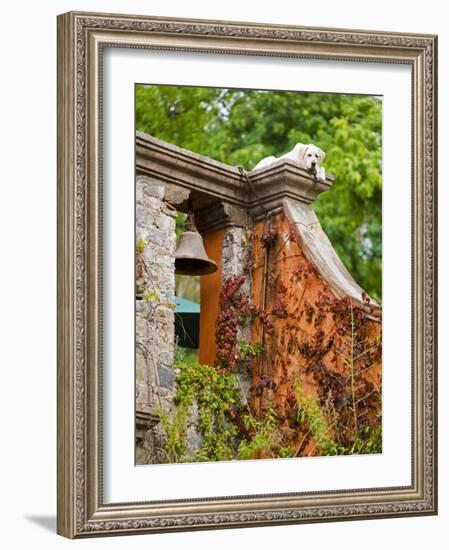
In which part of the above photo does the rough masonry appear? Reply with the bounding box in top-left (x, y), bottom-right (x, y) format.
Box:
top-left (135, 175), bottom-right (177, 464)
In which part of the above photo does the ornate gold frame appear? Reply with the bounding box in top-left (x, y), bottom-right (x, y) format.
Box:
top-left (57, 11), bottom-right (438, 538)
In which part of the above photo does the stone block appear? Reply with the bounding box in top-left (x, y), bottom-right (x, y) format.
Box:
top-left (157, 321), bottom-right (175, 343)
top-left (145, 225), bottom-right (168, 248)
top-left (157, 364), bottom-right (176, 390)
top-left (135, 316), bottom-right (148, 338)
top-left (136, 355), bottom-right (148, 382)
top-left (155, 305), bottom-right (175, 323)
top-left (146, 184), bottom-right (165, 201)
top-left (136, 175), bottom-right (165, 202)
top-left (164, 183), bottom-right (190, 207)
top-left (136, 381), bottom-right (148, 405)
top-left (156, 213), bottom-right (175, 234)
top-left (136, 203), bottom-right (158, 227)
top-left (159, 350), bottom-right (173, 366)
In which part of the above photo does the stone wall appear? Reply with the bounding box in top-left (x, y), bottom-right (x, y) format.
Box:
top-left (135, 175), bottom-right (177, 464)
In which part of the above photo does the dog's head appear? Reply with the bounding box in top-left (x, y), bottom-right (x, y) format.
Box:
top-left (298, 144), bottom-right (326, 171)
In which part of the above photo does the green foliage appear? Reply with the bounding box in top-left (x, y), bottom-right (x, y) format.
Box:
top-left (294, 381), bottom-right (342, 456)
top-left (136, 238), bottom-right (147, 254)
top-left (161, 339), bottom-right (379, 461)
top-left (161, 347), bottom-right (295, 462)
top-left (175, 274), bottom-right (200, 304)
top-left (136, 85), bottom-right (224, 155)
top-left (142, 290), bottom-right (160, 302)
top-left (175, 211), bottom-right (187, 240)
top-left (350, 423), bottom-right (382, 455)
top-left (160, 349), bottom-right (240, 462)
top-left (173, 341), bottom-right (188, 364)
top-left (236, 339), bottom-right (264, 360)
top-left (174, 344), bottom-right (199, 368)
top-left (136, 85), bottom-right (382, 300)
top-left (157, 403), bottom-right (191, 463)
top-left (178, 360), bottom-right (240, 461)
top-left (238, 405), bottom-right (295, 459)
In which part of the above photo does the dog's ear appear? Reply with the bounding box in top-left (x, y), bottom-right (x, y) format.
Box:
top-left (296, 144), bottom-right (308, 162)
top-left (318, 148), bottom-right (326, 162)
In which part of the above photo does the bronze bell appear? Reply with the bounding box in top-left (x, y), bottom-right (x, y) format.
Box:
top-left (175, 230), bottom-right (218, 276)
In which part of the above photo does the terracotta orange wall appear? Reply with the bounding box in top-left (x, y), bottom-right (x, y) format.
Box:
top-left (198, 212), bottom-right (381, 456)
top-left (250, 212), bottom-right (382, 454)
top-left (199, 229), bottom-right (225, 366)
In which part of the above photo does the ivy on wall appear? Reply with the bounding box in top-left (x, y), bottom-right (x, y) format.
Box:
top-left (159, 277), bottom-right (381, 462)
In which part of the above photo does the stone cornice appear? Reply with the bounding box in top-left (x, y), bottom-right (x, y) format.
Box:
top-left (195, 202), bottom-right (249, 234)
top-left (135, 410), bottom-right (160, 428)
top-left (136, 131), bottom-right (243, 205)
top-left (248, 160), bottom-right (334, 219)
top-left (136, 132), bottom-right (334, 214)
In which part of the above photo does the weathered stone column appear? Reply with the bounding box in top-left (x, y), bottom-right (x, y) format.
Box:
top-left (135, 175), bottom-right (177, 464)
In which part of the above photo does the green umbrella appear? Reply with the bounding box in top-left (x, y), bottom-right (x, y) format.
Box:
top-left (174, 296), bottom-right (200, 349)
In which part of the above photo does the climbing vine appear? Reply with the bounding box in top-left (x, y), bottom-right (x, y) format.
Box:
top-left (238, 404), bottom-right (295, 460)
top-left (214, 275), bottom-right (272, 370)
top-left (304, 293), bottom-right (382, 451)
top-left (160, 344), bottom-right (295, 462)
top-left (158, 347), bottom-right (241, 463)
top-left (247, 215), bottom-right (382, 457)
top-left (159, 215), bottom-right (382, 463)
top-left (214, 275), bottom-right (252, 370)
top-left (293, 379), bottom-right (343, 457)
top-left (277, 288), bottom-right (382, 455)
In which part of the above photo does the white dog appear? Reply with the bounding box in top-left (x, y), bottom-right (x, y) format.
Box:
top-left (254, 143), bottom-right (326, 180)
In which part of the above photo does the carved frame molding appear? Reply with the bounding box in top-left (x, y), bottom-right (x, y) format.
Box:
top-left (57, 11), bottom-right (437, 538)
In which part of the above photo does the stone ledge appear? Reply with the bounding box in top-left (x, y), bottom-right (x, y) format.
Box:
top-left (195, 202), bottom-right (249, 234)
top-left (248, 159), bottom-right (333, 219)
top-left (136, 131), bottom-right (243, 205)
top-left (136, 132), bottom-right (334, 216)
top-left (136, 410), bottom-right (160, 429)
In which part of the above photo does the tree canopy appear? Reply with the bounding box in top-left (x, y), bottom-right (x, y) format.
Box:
top-left (136, 85), bottom-right (382, 301)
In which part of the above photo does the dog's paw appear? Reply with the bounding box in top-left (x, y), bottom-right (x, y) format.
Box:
top-left (317, 167), bottom-right (326, 181)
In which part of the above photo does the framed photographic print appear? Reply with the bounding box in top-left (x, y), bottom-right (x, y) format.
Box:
top-left (57, 11), bottom-right (438, 538)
